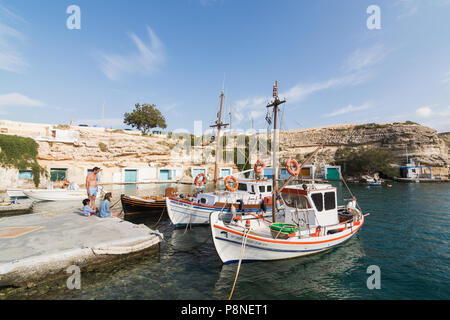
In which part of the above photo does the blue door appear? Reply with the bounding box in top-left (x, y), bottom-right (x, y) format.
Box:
top-left (124, 170), bottom-right (137, 183)
top-left (159, 170), bottom-right (170, 181)
top-left (220, 169), bottom-right (231, 178)
top-left (192, 169), bottom-right (206, 178)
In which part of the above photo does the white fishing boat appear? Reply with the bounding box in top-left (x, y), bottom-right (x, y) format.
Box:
top-left (210, 183), bottom-right (365, 264)
top-left (6, 189), bottom-right (31, 199)
top-left (166, 178), bottom-right (277, 227)
top-left (23, 184), bottom-right (104, 202)
top-left (209, 81), bottom-right (367, 266)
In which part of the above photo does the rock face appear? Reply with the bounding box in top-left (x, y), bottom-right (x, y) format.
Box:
top-left (280, 122), bottom-right (449, 168)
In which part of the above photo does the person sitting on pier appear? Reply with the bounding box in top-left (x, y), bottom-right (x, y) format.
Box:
top-left (82, 199), bottom-right (97, 217)
top-left (98, 192), bottom-right (112, 218)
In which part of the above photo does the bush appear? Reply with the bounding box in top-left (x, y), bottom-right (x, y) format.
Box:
top-left (335, 146), bottom-right (399, 178)
top-left (0, 135), bottom-right (46, 186)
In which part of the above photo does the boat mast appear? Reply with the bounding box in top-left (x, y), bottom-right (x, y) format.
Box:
top-left (266, 81), bottom-right (286, 222)
top-left (210, 91), bottom-right (229, 192)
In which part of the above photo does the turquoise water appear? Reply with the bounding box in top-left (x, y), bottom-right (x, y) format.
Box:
top-left (1, 182), bottom-right (449, 300)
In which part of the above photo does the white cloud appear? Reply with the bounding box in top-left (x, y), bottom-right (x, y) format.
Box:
top-left (0, 93), bottom-right (45, 107)
top-left (99, 26), bottom-right (165, 81)
top-left (327, 103), bottom-right (372, 117)
top-left (415, 106), bottom-right (433, 118)
top-left (442, 71), bottom-right (450, 84)
top-left (343, 44), bottom-right (390, 73)
top-left (0, 5), bottom-right (27, 73)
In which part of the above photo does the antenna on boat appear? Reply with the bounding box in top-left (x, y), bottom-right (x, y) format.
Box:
top-left (266, 80), bottom-right (286, 222)
top-left (210, 90), bottom-right (229, 192)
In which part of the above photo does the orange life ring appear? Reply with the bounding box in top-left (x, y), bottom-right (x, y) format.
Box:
top-left (254, 159), bottom-right (265, 174)
top-left (224, 176), bottom-right (239, 192)
top-left (286, 159), bottom-right (300, 176)
top-left (62, 181), bottom-right (70, 189)
top-left (194, 173), bottom-right (207, 187)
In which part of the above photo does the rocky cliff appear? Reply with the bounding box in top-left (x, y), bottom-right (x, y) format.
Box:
top-left (279, 122), bottom-right (449, 168)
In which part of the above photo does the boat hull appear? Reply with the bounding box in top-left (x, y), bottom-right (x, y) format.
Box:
top-left (210, 211), bottom-right (364, 264)
top-left (121, 194), bottom-right (167, 221)
top-left (166, 197), bottom-right (274, 227)
top-left (23, 190), bottom-right (87, 201)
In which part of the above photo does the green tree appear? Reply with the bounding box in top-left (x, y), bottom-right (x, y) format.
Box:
top-left (334, 146), bottom-right (399, 178)
top-left (123, 104), bottom-right (167, 135)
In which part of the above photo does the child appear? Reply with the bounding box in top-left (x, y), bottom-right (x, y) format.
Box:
top-left (98, 192), bottom-right (112, 218)
top-left (82, 198), bottom-right (96, 217)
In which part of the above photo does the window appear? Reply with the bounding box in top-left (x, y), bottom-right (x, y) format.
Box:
top-left (238, 183), bottom-right (247, 191)
top-left (282, 193), bottom-right (311, 209)
top-left (324, 192), bottom-right (336, 210)
top-left (259, 186), bottom-right (265, 193)
top-left (18, 170), bottom-right (33, 180)
top-left (267, 185), bottom-right (272, 192)
top-left (50, 168), bottom-right (67, 182)
top-left (311, 193), bottom-right (323, 212)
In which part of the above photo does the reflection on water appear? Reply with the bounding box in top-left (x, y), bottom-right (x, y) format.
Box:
top-left (0, 182), bottom-right (449, 300)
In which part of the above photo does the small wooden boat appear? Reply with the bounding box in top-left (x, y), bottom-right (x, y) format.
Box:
top-left (120, 194), bottom-right (167, 221)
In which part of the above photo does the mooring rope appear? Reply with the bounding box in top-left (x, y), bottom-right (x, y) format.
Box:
top-left (228, 227), bottom-right (250, 300)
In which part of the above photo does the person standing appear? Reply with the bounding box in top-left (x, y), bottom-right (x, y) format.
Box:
top-left (86, 167), bottom-right (101, 209)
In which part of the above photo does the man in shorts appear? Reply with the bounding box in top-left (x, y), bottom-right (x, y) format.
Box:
top-left (86, 167), bottom-right (101, 209)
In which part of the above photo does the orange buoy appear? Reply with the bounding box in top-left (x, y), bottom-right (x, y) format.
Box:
top-left (286, 159), bottom-right (300, 176)
top-left (254, 159), bottom-right (266, 174)
top-left (62, 181), bottom-right (70, 189)
top-left (194, 173), bottom-right (207, 187)
top-left (224, 176), bottom-right (239, 192)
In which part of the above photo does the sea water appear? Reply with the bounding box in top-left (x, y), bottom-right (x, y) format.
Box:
top-left (0, 182), bottom-right (449, 300)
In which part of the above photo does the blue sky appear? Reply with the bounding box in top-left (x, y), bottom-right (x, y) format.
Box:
top-left (0, 0), bottom-right (449, 133)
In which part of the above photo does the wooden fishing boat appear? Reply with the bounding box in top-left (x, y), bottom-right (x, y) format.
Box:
top-left (120, 194), bottom-right (167, 221)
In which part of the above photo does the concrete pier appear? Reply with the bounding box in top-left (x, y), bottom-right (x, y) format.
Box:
top-left (0, 211), bottom-right (162, 288)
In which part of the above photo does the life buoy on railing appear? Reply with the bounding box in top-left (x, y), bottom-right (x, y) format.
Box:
top-left (286, 159), bottom-right (300, 176)
top-left (254, 159), bottom-right (265, 174)
top-left (224, 176), bottom-right (239, 192)
top-left (194, 173), bottom-right (207, 187)
top-left (62, 181), bottom-right (70, 189)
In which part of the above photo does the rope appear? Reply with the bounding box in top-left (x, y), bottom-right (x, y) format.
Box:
top-left (228, 227), bottom-right (250, 300)
top-left (150, 204), bottom-right (166, 229)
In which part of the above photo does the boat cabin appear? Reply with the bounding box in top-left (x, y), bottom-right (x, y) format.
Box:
top-left (281, 184), bottom-right (339, 226)
top-left (193, 179), bottom-right (273, 206)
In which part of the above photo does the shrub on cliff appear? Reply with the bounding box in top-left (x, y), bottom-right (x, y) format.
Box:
top-left (124, 103), bottom-right (167, 135)
top-left (335, 146), bottom-right (399, 178)
top-left (0, 135), bottom-right (46, 187)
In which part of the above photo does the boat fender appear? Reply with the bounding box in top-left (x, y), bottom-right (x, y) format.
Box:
top-left (62, 181), bottom-right (70, 189)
